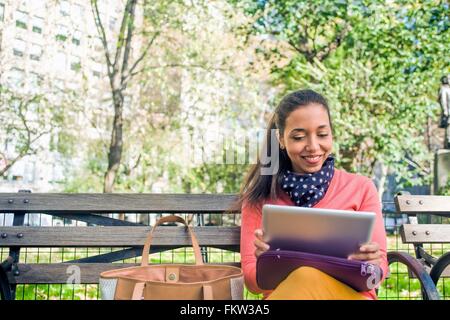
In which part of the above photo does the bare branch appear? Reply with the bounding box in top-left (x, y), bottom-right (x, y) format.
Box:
top-left (404, 152), bottom-right (431, 175)
top-left (120, 0), bottom-right (138, 82)
top-left (17, 99), bottom-right (32, 148)
top-left (91, 0), bottom-right (114, 72)
top-left (0, 127), bottom-right (50, 177)
top-left (124, 31), bottom-right (160, 82)
top-left (287, 39), bottom-right (311, 60)
top-left (315, 23), bottom-right (349, 62)
top-left (140, 63), bottom-right (229, 74)
top-left (0, 156), bottom-right (20, 177)
top-left (114, 0), bottom-right (134, 71)
top-left (125, 153), bottom-right (142, 176)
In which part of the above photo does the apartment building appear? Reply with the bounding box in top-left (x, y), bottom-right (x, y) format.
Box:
top-left (0, 0), bottom-right (127, 192)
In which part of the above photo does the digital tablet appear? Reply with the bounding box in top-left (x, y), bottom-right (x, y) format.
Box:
top-left (262, 204), bottom-right (376, 258)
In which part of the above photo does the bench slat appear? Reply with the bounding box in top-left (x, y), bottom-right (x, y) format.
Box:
top-left (0, 226), bottom-right (241, 247)
top-left (400, 224), bottom-right (450, 243)
top-left (395, 195), bottom-right (450, 214)
top-left (0, 193), bottom-right (240, 213)
top-left (10, 262), bottom-right (241, 284)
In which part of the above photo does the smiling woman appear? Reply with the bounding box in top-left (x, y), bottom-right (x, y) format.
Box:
top-left (238, 89), bottom-right (388, 300)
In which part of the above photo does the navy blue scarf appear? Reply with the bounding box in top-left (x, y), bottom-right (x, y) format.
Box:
top-left (280, 155), bottom-right (335, 207)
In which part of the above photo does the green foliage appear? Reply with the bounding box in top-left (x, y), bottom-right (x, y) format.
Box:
top-left (237, 0), bottom-right (362, 62)
top-left (182, 163), bottom-right (249, 193)
top-left (277, 58), bottom-right (434, 187)
top-left (438, 179), bottom-right (450, 196)
top-left (234, 0), bottom-right (449, 188)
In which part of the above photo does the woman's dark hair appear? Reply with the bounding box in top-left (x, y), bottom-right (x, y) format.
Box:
top-left (237, 89), bottom-right (333, 209)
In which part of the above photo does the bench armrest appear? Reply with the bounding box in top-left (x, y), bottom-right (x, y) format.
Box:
top-left (430, 252), bottom-right (450, 285)
top-left (387, 251), bottom-right (440, 300)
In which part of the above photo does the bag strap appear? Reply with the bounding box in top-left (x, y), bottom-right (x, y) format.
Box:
top-left (203, 285), bottom-right (213, 300)
top-left (131, 282), bottom-right (145, 300)
top-left (141, 215), bottom-right (204, 266)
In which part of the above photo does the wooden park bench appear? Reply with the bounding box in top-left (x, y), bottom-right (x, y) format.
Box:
top-left (1, 192), bottom-right (449, 300)
top-left (0, 193), bottom-right (241, 300)
top-left (386, 194), bottom-right (450, 300)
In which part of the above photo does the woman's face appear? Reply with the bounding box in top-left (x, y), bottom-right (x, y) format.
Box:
top-left (279, 103), bottom-right (333, 174)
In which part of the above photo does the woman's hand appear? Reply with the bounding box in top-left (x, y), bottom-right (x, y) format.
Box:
top-left (254, 229), bottom-right (270, 258)
top-left (348, 242), bottom-right (382, 266)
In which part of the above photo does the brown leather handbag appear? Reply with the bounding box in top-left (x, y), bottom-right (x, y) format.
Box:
top-left (99, 215), bottom-right (243, 300)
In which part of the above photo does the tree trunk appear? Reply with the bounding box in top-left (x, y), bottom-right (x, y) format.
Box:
top-left (372, 160), bottom-right (388, 202)
top-left (103, 90), bottom-right (124, 193)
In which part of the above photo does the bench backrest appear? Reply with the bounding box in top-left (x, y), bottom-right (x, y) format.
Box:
top-left (395, 195), bottom-right (450, 244)
top-left (0, 193), bottom-right (241, 286)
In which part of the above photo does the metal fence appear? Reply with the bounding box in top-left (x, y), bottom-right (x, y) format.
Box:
top-left (0, 201), bottom-right (449, 300)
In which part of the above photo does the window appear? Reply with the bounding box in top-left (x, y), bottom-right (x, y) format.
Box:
top-left (72, 29), bottom-right (81, 46)
top-left (13, 38), bottom-right (26, 57)
top-left (29, 72), bottom-right (43, 89)
top-left (70, 56), bottom-right (81, 71)
top-left (24, 161), bottom-right (36, 183)
top-left (60, 0), bottom-right (70, 16)
top-left (0, 3), bottom-right (5, 22)
top-left (8, 68), bottom-right (25, 87)
top-left (56, 24), bottom-right (68, 41)
top-left (92, 62), bottom-right (102, 77)
top-left (15, 10), bottom-right (28, 29)
top-left (72, 4), bottom-right (84, 21)
top-left (54, 51), bottom-right (67, 72)
top-left (30, 44), bottom-right (42, 61)
top-left (32, 16), bottom-right (43, 33)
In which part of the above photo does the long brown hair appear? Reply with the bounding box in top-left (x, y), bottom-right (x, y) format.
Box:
top-left (237, 89), bottom-right (333, 209)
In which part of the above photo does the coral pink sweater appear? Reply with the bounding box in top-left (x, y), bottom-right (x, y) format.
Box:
top-left (240, 168), bottom-right (388, 300)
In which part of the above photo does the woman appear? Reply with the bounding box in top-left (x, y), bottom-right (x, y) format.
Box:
top-left (239, 89), bottom-right (388, 300)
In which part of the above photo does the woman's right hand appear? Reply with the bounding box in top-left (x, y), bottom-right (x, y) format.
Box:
top-left (254, 229), bottom-right (270, 258)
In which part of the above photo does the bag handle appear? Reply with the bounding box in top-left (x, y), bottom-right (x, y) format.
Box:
top-left (141, 215), bottom-right (204, 266)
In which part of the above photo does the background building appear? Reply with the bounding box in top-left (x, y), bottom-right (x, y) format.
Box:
top-left (0, 0), bottom-right (137, 192)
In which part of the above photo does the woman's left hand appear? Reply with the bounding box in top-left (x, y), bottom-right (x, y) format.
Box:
top-left (348, 242), bottom-right (382, 266)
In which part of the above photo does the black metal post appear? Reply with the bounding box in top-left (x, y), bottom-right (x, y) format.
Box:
top-left (7, 190), bottom-right (30, 299)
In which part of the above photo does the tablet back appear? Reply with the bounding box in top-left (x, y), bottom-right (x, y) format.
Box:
top-left (262, 204), bottom-right (376, 258)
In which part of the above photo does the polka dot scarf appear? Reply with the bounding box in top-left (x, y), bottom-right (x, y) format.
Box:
top-left (280, 155), bottom-right (335, 208)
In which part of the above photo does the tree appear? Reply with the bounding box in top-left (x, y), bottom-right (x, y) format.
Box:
top-left (234, 0), bottom-right (364, 63)
top-left (0, 86), bottom-right (60, 178)
top-left (67, 0), bottom-right (271, 197)
top-left (234, 0), bottom-right (450, 196)
top-left (91, 0), bottom-right (161, 192)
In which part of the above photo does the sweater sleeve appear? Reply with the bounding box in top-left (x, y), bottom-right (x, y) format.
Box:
top-left (358, 178), bottom-right (389, 286)
top-left (240, 200), bottom-right (273, 296)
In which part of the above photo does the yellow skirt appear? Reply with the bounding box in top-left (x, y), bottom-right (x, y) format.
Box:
top-left (266, 266), bottom-right (370, 300)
